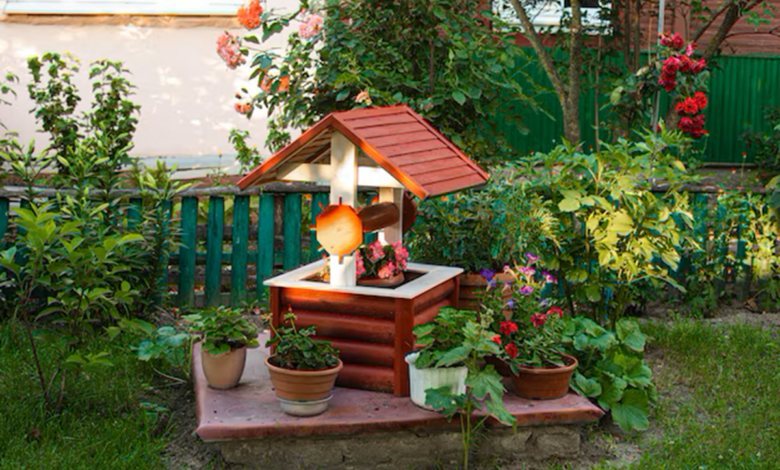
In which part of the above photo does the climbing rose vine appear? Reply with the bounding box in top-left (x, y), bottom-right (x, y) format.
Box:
top-left (657, 31), bottom-right (709, 139)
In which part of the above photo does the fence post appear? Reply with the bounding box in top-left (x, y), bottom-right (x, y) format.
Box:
top-left (310, 193), bottom-right (329, 262)
top-left (231, 195), bottom-right (250, 307)
top-left (205, 196), bottom-right (225, 308)
top-left (283, 193), bottom-right (302, 270)
top-left (257, 194), bottom-right (274, 301)
top-left (0, 197), bottom-right (8, 244)
top-left (178, 196), bottom-right (198, 307)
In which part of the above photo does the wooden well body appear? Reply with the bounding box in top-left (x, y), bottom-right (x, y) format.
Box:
top-left (266, 260), bottom-right (462, 395)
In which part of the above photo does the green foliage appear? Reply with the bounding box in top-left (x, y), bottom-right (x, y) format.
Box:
top-left (744, 107), bottom-right (780, 183)
top-left (264, 311), bottom-right (338, 370)
top-left (408, 171), bottom-right (559, 272)
top-left (516, 130), bottom-right (699, 323)
top-left (562, 316), bottom-right (656, 432)
top-left (185, 306), bottom-right (259, 356)
top-left (110, 317), bottom-right (192, 381)
top-left (225, 0), bottom-right (541, 166)
top-left (228, 128), bottom-right (262, 174)
top-left (415, 307), bottom-right (514, 470)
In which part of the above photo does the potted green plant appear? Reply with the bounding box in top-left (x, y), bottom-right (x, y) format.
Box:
top-left (406, 308), bottom-right (472, 409)
top-left (484, 259), bottom-right (576, 399)
top-left (265, 310), bottom-right (342, 417)
top-left (185, 306), bottom-right (260, 390)
top-left (410, 307), bottom-right (515, 470)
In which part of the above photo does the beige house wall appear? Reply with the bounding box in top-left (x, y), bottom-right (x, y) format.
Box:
top-left (0, 1), bottom-right (297, 174)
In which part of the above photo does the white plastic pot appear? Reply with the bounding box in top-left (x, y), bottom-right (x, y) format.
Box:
top-left (405, 351), bottom-right (468, 410)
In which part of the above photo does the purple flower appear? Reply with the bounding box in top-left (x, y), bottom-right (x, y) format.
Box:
top-left (519, 285), bottom-right (534, 295)
top-left (525, 252), bottom-right (540, 263)
top-left (542, 271), bottom-right (558, 284)
top-left (540, 298), bottom-right (550, 307)
top-left (507, 298), bottom-right (515, 309)
top-left (480, 268), bottom-right (495, 281)
top-left (517, 266), bottom-right (535, 277)
top-left (487, 279), bottom-right (497, 289)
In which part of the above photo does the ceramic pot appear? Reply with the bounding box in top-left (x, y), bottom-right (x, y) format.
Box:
top-left (510, 354), bottom-right (578, 400)
top-left (357, 272), bottom-right (404, 287)
top-left (265, 356), bottom-right (343, 416)
top-left (458, 272), bottom-right (514, 314)
top-left (201, 345), bottom-right (247, 390)
top-left (405, 351), bottom-right (468, 410)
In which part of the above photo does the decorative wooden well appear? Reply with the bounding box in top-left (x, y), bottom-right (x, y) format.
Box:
top-left (237, 105), bottom-right (488, 395)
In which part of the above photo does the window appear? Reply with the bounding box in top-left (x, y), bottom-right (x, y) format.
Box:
top-left (492, 0), bottom-right (610, 30)
top-left (3, 0), bottom-right (244, 15)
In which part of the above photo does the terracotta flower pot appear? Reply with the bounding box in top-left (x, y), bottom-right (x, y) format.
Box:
top-left (510, 354), bottom-right (578, 400)
top-left (201, 345), bottom-right (247, 390)
top-left (265, 356), bottom-right (343, 416)
top-left (357, 271), bottom-right (404, 287)
top-left (458, 272), bottom-right (513, 313)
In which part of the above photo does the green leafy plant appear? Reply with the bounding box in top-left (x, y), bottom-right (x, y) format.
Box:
top-left (516, 129), bottom-right (699, 325)
top-left (413, 308), bottom-right (514, 470)
top-left (408, 172), bottom-right (559, 273)
top-left (185, 306), bottom-right (259, 356)
top-left (110, 317), bottom-right (193, 383)
top-left (562, 316), bottom-right (656, 432)
top-left (265, 310), bottom-right (338, 370)
top-left (228, 128), bottom-right (263, 174)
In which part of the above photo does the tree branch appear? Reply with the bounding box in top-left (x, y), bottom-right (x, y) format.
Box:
top-left (506, 0), bottom-right (567, 100)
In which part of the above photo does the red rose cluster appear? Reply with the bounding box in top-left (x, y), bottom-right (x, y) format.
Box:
top-left (676, 92), bottom-right (708, 138)
top-left (657, 32), bottom-right (706, 92)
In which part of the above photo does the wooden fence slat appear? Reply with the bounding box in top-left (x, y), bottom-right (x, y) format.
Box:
top-left (178, 196), bottom-right (198, 307)
top-left (127, 197), bottom-right (143, 230)
top-left (154, 199), bottom-right (173, 306)
top-left (0, 197), bottom-right (8, 243)
top-left (283, 193), bottom-right (302, 270)
top-left (257, 194), bottom-right (275, 300)
top-left (310, 193), bottom-right (329, 262)
top-left (205, 196), bottom-right (225, 308)
top-left (231, 195), bottom-right (250, 307)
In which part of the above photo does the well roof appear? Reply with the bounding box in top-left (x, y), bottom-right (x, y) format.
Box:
top-left (236, 105), bottom-right (489, 199)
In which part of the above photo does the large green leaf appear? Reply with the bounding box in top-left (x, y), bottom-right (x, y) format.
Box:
top-left (558, 198), bottom-right (581, 212)
top-left (612, 388), bottom-right (650, 431)
top-left (572, 372), bottom-right (602, 397)
top-left (598, 375), bottom-right (627, 411)
top-left (616, 318), bottom-right (646, 352)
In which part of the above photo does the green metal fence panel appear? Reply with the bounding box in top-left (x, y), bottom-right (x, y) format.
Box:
top-left (257, 194), bottom-right (275, 300)
top-left (310, 193), bottom-right (329, 262)
top-left (499, 53), bottom-right (780, 163)
top-left (179, 196), bottom-right (198, 307)
top-left (154, 199), bottom-right (173, 306)
top-left (205, 196), bottom-right (225, 308)
top-left (231, 195), bottom-right (250, 307)
top-left (283, 193), bottom-right (302, 270)
top-left (0, 197), bottom-right (8, 243)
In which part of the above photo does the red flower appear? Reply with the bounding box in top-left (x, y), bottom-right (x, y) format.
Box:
top-left (659, 31), bottom-right (684, 49)
top-left (490, 335), bottom-right (502, 345)
top-left (547, 306), bottom-right (564, 318)
top-left (530, 312), bottom-right (548, 327)
top-left (694, 92), bottom-right (708, 110)
top-left (675, 97), bottom-right (700, 116)
top-left (505, 343), bottom-right (518, 359)
top-left (691, 58), bottom-right (706, 74)
top-left (500, 320), bottom-right (518, 336)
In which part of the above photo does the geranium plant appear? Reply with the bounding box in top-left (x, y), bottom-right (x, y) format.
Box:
top-left (184, 306), bottom-right (260, 355)
top-left (355, 240), bottom-right (409, 279)
top-left (266, 310), bottom-right (339, 370)
top-left (480, 257), bottom-right (568, 372)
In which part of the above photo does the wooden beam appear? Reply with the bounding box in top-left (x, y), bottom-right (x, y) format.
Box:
top-left (277, 164), bottom-right (404, 189)
top-left (329, 132), bottom-right (358, 287)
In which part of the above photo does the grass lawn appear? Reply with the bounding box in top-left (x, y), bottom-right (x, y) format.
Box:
top-left (0, 320), bottom-right (181, 470)
top-left (592, 317), bottom-right (780, 470)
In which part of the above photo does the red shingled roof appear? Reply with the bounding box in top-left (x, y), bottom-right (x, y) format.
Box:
top-left (236, 105), bottom-right (489, 199)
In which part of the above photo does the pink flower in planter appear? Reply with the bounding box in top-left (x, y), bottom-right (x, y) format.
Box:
top-left (299, 13), bottom-right (324, 39)
top-left (547, 306), bottom-right (564, 318)
top-left (517, 266), bottom-right (535, 277)
top-left (356, 251), bottom-right (366, 277)
top-left (368, 240), bottom-right (384, 262)
top-left (378, 261), bottom-right (396, 279)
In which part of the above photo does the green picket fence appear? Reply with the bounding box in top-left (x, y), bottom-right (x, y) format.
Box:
top-left (0, 185), bottom-right (767, 309)
top-left (0, 184), bottom-right (380, 309)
